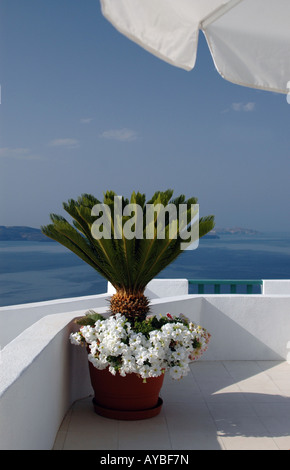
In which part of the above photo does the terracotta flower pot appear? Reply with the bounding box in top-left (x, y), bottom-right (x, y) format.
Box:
top-left (88, 362), bottom-right (164, 420)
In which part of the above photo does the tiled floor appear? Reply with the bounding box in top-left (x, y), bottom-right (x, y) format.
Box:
top-left (53, 361), bottom-right (290, 450)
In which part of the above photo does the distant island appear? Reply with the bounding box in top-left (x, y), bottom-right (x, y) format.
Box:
top-left (0, 226), bottom-right (53, 242)
top-left (210, 227), bottom-right (261, 236)
top-left (0, 225), bottom-right (261, 242)
top-left (203, 227), bottom-right (261, 239)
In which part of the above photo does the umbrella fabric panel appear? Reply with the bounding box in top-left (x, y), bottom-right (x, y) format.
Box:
top-left (100, 0), bottom-right (229, 70)
top-left (100, 0), bottom-right (290, 94)
top-left (204, 0), bottom-right (290, 93)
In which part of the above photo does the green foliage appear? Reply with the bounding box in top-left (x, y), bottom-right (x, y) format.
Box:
top-left (41, 189), bottom-right (215, 294)
top-left (75, 310), bottom-right (105, 326)
top-left (75, 310), bottom-right (191, 338)
top-left (128, 313), bottom-right (190, 338)
top-left (131, 315), bottom-right (175, 338)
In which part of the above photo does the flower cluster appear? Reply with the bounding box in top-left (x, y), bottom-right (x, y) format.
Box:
top-left (70, 313), bottom-right (211, 380)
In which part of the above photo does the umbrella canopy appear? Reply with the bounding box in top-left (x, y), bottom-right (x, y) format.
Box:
top-left (100, 0), bottom-right (290, 94)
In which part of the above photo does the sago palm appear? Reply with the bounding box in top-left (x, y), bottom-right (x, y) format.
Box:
top-left (41, 189), bottom-right (215, 322)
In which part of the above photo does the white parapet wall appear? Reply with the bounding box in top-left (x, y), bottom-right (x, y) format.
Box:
top-left (0, 293), bottom-right (110, 348)
top-left (0, 311), bottom-right (93, 450)
top-left (149, 294), bottom-right (290, 361)
top-left (107, 278), bottom-right (189, 298)
top-left (0, 279), bottom-right (189, 348)
top-left (1, 288), bottom-right (290, 449)
top-left (262, 279), bottom-right (290, 295)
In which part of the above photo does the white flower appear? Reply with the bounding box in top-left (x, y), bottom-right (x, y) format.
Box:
top-left (129, 333), bottom-right (143, 347)
top-left (89, 341), bottom-right (99, 355)
top-left (150, 340), bottom-right (166, 359)
top-left (171, 346), bottom-right (188, 362)
top-left (88, 354), bottom-right (108, 369)
top-left (70, 332), bottom-right (83, 345)
top-left (149, 364), bottom-right (163, 378)
top-left (122, 354), bottom-right (137, 373)
top-left (70, 313), bottom-right (210, 380)
top-left (135, 348), bottom-right (149, 365)
top-left (80, 325), bottom-right (97, 343)
top-left (108, 366), bottom-right (117, 375)
top-left (111, 341), bottom-right (128, 356)
top-left (169, 365), bottom-right (184, 380)
top-left (149, 330), bottom-right (164, 343)
top-left (139, 365), bottom-right (151, 379)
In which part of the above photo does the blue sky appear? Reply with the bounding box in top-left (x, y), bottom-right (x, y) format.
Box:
top-left (0, 0), bottom-right (289, 232)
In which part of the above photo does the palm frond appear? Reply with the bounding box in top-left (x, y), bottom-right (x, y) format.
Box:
top-left (41, 189), bottom-right (215, 293)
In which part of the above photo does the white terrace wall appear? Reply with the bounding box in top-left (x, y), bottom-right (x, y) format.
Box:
top-left (149, 294), bottom-right (290, 361)
top-left (1, 291), bottom-right (290, 449)
top-left (0, 279), bottom-right (188, 348)
top-left (262, 279), bottom-right (290, 295)
top-left (0, 311), bottom-right (93, 450)
top-left (0, 293), bottom-right (110, 348)
top-left (4, 278), bottom-right (290, 349)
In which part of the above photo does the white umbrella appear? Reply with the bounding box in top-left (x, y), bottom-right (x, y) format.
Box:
top-left (100, 0), bottom-right (290, 94)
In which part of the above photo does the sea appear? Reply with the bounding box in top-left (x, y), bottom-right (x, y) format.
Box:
top-left (0, 232), bottom-right (290, 307)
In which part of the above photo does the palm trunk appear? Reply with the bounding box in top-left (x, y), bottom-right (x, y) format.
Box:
top-left (109, 290), bottom-right (150, 323)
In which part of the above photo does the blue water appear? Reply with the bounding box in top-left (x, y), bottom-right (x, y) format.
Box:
top-left (0, 232), bottom-right (290, 307)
